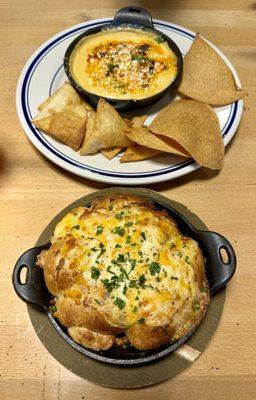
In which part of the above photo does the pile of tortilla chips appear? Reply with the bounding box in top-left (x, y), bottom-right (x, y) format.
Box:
top-left (32, 35), bottom-right (246, 170)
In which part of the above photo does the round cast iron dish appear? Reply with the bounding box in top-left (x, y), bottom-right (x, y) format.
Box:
top-left (12, 188), bottom-right (236, 366)
top-left (63, 7), bottom-right (183, 111)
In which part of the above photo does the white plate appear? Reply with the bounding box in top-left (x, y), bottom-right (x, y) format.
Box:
top-left (16, 18), bottom-right (243, 185)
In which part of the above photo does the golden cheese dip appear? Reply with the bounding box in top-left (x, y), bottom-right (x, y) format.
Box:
top-left (69, 28), bottom-right (178, 100)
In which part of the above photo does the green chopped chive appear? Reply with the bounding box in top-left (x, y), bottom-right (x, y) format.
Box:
top-left (132, 54), bottom-right (144, 62)
top-left (97, 247), bottom-right (106, 259)
top-left (138, 274), bottom-right (146, 285)
top-left (126, 235), bottom-right (132, 244)
top-left (91, 247), bottom-right (97, 252)
top-left (49, 305), bottom-right (57, 313)
top-left (107, 265), bottom-right (115, 275)
top-left (114, 297), bottom-right (126, 310)
top-left (91, 267), bottom-right (100, 280)
top-left (149, 261), bottom-right (161, 275)
top-left (201, 287), bottom-right (208, 293)
top-left (131, 243), bottom-right (136, 247)
top-left (117, 254), bottom-right (126, 263)
top-left (129, 280), bottom-right (137, 288)
top-left (101, 278), bottom-right (119, 293)
top-left (138, 251), bottom-right (143, 257)
top-left (171, 276), bottom-right (178, 280)
top-left (138, 317), bottom-right (145, 324)
top-left (94, 299), bottom-right (101, 305)
top-left (115, 211), bottom-right (124, 220)
top-left (156, 276), bottom-right (161, 282)
top-left (135, 296), bottom-right (139, 300)
top-left (123, 284), bottom-right (127, 295)
top-left (124, 221), bottom-right (133, 227)
top-left (115, 243), bottom-right (122, 248)
top-left (193, 301), bottom-right (200, 312)
top-left (113, 226), bottom-right (125, 236)
top-left (164, 270), bottom-right (167, 277)
top-left (177, 251), bottom-right (183, 257)
top-left (155, 36), bottom-right (165, 44)
top-left (140, 232), bottom-right (146, 241)
top-left (96, 225), bottom-right (103, 235)
top-left (185, 256), bottom-right (190, 264)
top-left (132, 306), bottom-right (138, 313)
top-left (72, 225), bottom-right (80, 230)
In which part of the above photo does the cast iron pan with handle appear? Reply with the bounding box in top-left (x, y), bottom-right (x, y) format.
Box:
top-left (63, 6), bottom-right (183, 111)
top-left (12, 192), bottom-right (236, 366)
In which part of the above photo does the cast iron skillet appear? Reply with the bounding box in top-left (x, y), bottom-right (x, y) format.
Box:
top-left (12, 194), bottom-right (236, 366)
top-left (63, 6), bottom-right (183, 111)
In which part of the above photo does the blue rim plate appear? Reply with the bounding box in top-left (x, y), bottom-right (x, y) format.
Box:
top-left (16, 18), bottom-right (243, 185)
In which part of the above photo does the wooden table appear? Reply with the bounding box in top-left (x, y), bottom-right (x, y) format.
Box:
top-left (1, 1), bottom-right (255, 399)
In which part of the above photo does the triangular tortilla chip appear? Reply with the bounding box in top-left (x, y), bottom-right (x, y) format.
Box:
top-left (150, 99), bottom-right (224, 169)
top-left (80, 112), bottom-right (96, 155)
top-left (124, 126), bottom-right (189, 157)
top-left (131, 115), bottom-right (147, 128)
top-left (80, 98), bottom-right (133, 155)
top-left (178, 35), bottom-right (246, 105)
top-left (32, 82), bottom-right (87, 150)
top-left (120, 145), bottom-right (161, 162)
top-left (101, 147), bottom-right (123, 160)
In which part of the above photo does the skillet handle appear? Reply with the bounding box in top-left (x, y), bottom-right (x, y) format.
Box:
top-left (197, 231), bottom-right (236, 296)
top-left (113, 7), bottom-right (154, 29)
top-left (12, 244), bottom-right (50, 311)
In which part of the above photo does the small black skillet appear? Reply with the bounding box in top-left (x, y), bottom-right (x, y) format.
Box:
top-left (63, 6), bottom-right (183, 111)
top-left (12, 189), bottom-right (236, 367)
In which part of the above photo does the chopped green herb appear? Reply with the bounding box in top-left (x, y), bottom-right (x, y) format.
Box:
top-left (140, 232), bottom-right (146, 241)
top-left (113, 226), bottom-right (125, 236)
top-left (155, 36), bottom-right (165, 44)
top-left (138, 317), bottom-right (145, 324)
top-left (156, 276), bottom-right (161, 282)
top-left (114, 297), bottom-right (126, 310)
top-left (129, 280), bottom-right (137, 288)
top-left (185, 256), bottom-right (190, 264)
top-left (124, 221), bottom-right (133, 227)
top-left (126, 235), bottom-right (132, 244)
top-left (164, 270), bottom-right (167, 277)
top-left (94, 299), bottom-right (101, 305)
top-left (123, 284), bottom-right (127, 295)
top-left (201, 287), bottom-right (208, 293)
top-left (91, 267), bottom-right (100, 280)
top-left (149, 261), bottom-right (161, 275)
top-left (135, 296), bottom-right (139, 300)
top-left (96, 225), bottom-right (103, 235)
top-left (115, 211), bottom-right (124, 221)
top-left (115, 243), bottom-right (122, 248)
top-left (132, 55), bottom-right (144, 62)
top-left (138, 251), bottom-right (143, 257)
top-left (107, 62), bottom-right (115, 72)
top-left (193, 301), bottom-right (200, 312)
top-left (131, 243), bottom-right (136, 247)
top-left (72, 225), bottom-right (80, 230)
top-left (49, 305), bottom-right (57, 313)
top-left (138, 274), bottom-right (146, 285)
top-left (171, 276), bottom-right (178, 280)
top-left (171, 243), bottom-right (176, 249)
top-left (177, 251), bottom-right (183, 257)
top-left (97, 247), bottom-right (106, 259)
top-left (132, 306), bottom-right (138, 313)
top-left (117, 254), bottom-right (126, 263)
top-left (101, 278), bottom-right (119, 293)
top-left (91, 247), bottom-right (97, 252)
top-left (107, 265), bottom-right (115, 275)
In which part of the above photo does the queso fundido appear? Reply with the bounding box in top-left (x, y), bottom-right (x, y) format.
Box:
top-left (69, 28), bottom-right (178, 100)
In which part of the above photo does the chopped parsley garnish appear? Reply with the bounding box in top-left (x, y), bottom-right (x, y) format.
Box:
top-left (149, 261), bottom-right (161, 275)
top-left (123, 284), bottom-right (127, 295)
top-left (124, 221), bottom-right (133, 227)
top-left (138, 274), bottom-right (146, 285)
top-left (97, 247), bottom-right (106, 259)
top-left (155, 36), bottom-right (165, 44)
top-left (177, 251), bottom-right (183, 257)
top-left (135, 296), bottom-right (139, 300)
top-left (131, 243), bottom-right (136, 247)
top-left (132, 306), bottom-right (138, 313)
top-left (114, 297), bottom-right (126, 310)
top-left (49, 305), bottom-right (57, 313)
top-left (185, 256), bottom-right (190, 264)
top-left (132, 54), bottom-right (144, 62)
top-left (140, 232), bottom-right (146, 241)
top-left (193, 301), bottom-right (200, 312)
top-left (115, 243), bottom-right (122, 248)
top-left (138, 317), bottom-right (145, 324)
top-left (138, 251), bottom-right (143, 257)
top-left (107, 265), bottom-right (115, 275)
top-left (201, 287), bottom-right (208, 293)
top-left (101, 278), bottom-right (119, 293)
top-left (108, 62), bottom-right (115, 72)
top-left (91, 247), bottom-right (97, 252)
top-left (156, 276), bottom-right (161, 282)
top-left (72, 225), bottom-right (80, 230)
top-left (129, 280), bottom-right (137, 288)
top-left (115, 211), bottom-right (124, 220)
top-left (116, 254), bottom-right (126, 263)
top-left (94, 299), bottom-right (101, 305)
top-left (91, 267), bottom-right (100, 280)
top-left (113, 226), bottom-right (125, 236)
top-left (126, 235), bottom-right (132, 244)
top-left (96, 225), bottom-right (103, 235)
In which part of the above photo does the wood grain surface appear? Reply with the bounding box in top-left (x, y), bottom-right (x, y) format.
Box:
top-left (0, 1), bottom-right (255, 399)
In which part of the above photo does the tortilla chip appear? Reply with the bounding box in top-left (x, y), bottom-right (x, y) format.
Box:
top-left (124, 126), bottom-right (189, 157)
top-left (178, 35), bottom-right (246, 105)
top-left (36, 111), bottom-right (86, 151)
top-left (101, 147), bottom-right (122, 160)
top-left (120, 145), bottom-right (161, 162)
top-left (80, 98), bottom-right (133, 155)
top-left (80, 112), bottom-right (96, 155)
top-left (150, 99), bottom-right (224, 169)
top-left (131, 115), bottom-right (147, 128)
top-left (32, 82), bottom-right (88, 150)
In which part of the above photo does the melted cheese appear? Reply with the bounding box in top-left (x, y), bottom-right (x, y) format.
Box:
top-left (53, 205), bottom-right (201, 329)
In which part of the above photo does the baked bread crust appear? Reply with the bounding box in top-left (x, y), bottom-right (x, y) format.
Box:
top-left (37, 194), bottom-right (210, 351)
